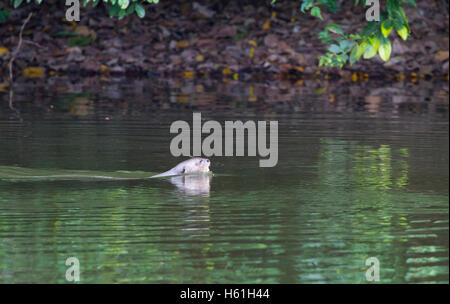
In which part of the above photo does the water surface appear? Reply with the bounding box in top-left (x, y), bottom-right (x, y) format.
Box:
top-left (0, 78), bottom-right (448, 283)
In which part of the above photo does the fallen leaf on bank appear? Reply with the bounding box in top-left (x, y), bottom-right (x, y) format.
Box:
top-left (74, 25), bottom-right (97, 40)
top-left (329, 94), bottom-right (335, 103)
top-left (263, 20), bottom-right (271, 30)
top-left (222, 67), bottom-right (232, 75)
top-left (196, 84), bottom-right (204, 93)
top-left (23, 67), bottom-right (45, 78)
top-left (315, 87), bottom-right (327, 95)
top-left (249, 47), bottom-right (255, 58)
top-left (177, 94), bottom-right (189, 103)
top-left (184, 71), bottom-right (195, 79)
top-left (248, 40), bottom-right (257, 47)
top-left (176, 40), bottom-right (189, 48)
top-left (435, 50), bottom-right (449, 62)
top-left (0, 47), bottom-right (8, 55)
top-left (0, 82), bottom-right (8, 92)
top-left (248, 86), bottom-right (257, 102)
top-left (196, 55), bottom-right (204, 62)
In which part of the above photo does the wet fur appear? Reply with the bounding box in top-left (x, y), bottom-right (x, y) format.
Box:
top-left (150, 158), bottom-right (210, 178)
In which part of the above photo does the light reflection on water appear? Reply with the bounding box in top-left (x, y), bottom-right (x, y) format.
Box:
top-left (0, 79), bottom-right (448, 283)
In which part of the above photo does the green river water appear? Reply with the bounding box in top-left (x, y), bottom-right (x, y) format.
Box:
top-left (0, 79), bottom-right (448, 283)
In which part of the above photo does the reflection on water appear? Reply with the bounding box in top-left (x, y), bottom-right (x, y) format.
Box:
top-left (169, 174), bottom-right (212, 197)
top-left (0, 79), bottom-right (448, 283)
top-left (1, 77), bottom-right (449, 119)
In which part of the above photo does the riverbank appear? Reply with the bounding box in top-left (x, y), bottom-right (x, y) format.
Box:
top-left (0, 1), bottom-right (449, 81)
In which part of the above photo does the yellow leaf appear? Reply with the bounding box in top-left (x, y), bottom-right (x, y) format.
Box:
top-left (248, 86), bottom-right (257, 102)
top-left (23, 67), bottom-right (45, 78)
top-left (196, 84), bottom-right (204, 93)
top-left (0, 82), bottom-right (8, 92)
top-left (233, 73), bottom-right (239, 80)
top-left (177, 94), bottom-right (189, 103)
top-left (184, 71), bottom-right (195, 79)
top-left (351, 73), bottom-right (358, 82)
top-left (271, 12), bottom-right (277, 19)
top-left (100, 65), bottom-right (109, 73)
top-left (263, 20), bottom-right (270, 30)
top-left (290, 17), bottom-right (295, 22)
top-left (0, 47), bottom-right (9, 55)
top-left (248, 40), bottom-right (257, 47)
top-left (249, 47), bottom-right (255, 58)
top-left (329, 93), bottom-right (335, 103)
top-left (222, 67), bottom-right (231, 75)
top-left (195, 55), bottom-right (204, 62)
top-left (176, 40), bottom-right (189, 48)
top-left (396, 73), bottom-right (405, 81)
top-left (315, 87), bottom-right (327, 95)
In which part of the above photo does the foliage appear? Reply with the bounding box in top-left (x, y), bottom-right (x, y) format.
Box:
top-left (300, 0), bottom-right (416, 67)
top-left (5, 0), bottom-right (159, 19)
top-left (2, 0), bottom-right (418, 68)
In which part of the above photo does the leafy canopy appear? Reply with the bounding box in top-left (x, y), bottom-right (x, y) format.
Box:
top-left (1, 0), bottom-right (417, 67)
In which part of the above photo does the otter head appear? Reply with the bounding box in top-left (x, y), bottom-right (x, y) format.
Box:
top-left (195, 158), bottom-right (210, 173)
top-left (181, 157), bottom-right (210, 175)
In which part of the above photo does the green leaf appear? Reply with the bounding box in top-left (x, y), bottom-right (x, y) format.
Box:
top-left (326, 23), bottom-right (343, 35)
top-left (301, 0), bottom-right (314, 12)
top-left (126, 3), bottom-right (136, 14)
top-left (350, 34), bottom-right (362, 40)
top-left (68, 35), bottom-right (93, 47)
top-left (118, 9), bottom-right (126, 19)
top-left (368, 35), bottom-right (381, 54)
top-left (381, 20), bottom-right (393, 38)
top-left (14, 0), bottom-right (24, 8)
top-left (396, 25), bottom-right (408, 40)
top-left (349, 45), bottom-right (359, 65)
top-left (310, 6), bottom-right (323, 20)
top-left (328, 44), bottom-right (341, 54)
top-left (118, 0), bottom-right (129, 10)
top-left (135, 3), bottom-right (145, 18)
top-left (339, 39), bottom-right (354, 52)
top-left (363, 44), bottom-right (376, 59)
top-left (378, 37), bottom-right (392, 62)
top-left (402, 0), bottom-right (417, 7)
top-left (357, 41), bottom-right (367, 58)
top-left (109, 5), bottom-right (120, 17)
